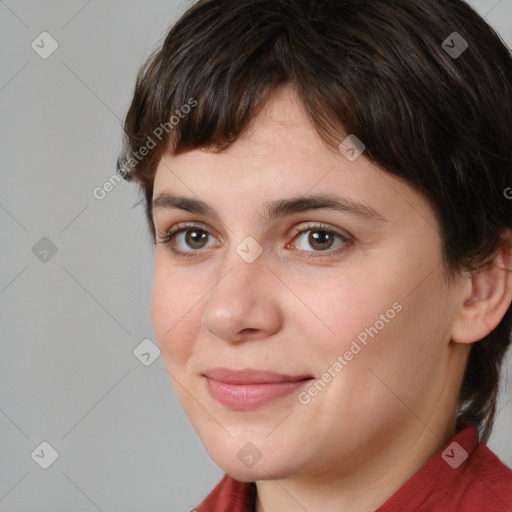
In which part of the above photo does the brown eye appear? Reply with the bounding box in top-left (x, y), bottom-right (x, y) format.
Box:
top-left (184, 229), bottom-right (209, 249)
top-left (307, 230), bottom-right (336, 251)
top-left (290, 224), bottom-right (351, 256)
top-left (157, 222), bottom-right (218, 259)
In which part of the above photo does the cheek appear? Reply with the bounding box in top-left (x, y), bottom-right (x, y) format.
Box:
top-left (150, 263), bottom-right (202, 368)
top-left (343, 272), bottom-right (455, 409)
top-left (298, 256), bottom-right (450, 381)
top-left (292, 271), bottom-right (399, 357)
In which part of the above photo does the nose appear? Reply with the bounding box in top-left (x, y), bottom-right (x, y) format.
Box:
top-left (200, 249), bottom-right (282, 344)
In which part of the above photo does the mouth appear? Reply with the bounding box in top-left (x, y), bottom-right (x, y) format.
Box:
top-left (203, 367), bottom-right (314, 409)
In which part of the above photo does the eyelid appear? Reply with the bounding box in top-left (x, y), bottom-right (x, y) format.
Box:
top-left (157, 221), bottom-right (349, 242)
top-left (158, 221), bottom-right (221, 241)
top-left (291, 222), bottom-right (351, 239)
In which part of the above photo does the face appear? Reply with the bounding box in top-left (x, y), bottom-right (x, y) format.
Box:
top-left (150, 86), bottom-right (467, 482)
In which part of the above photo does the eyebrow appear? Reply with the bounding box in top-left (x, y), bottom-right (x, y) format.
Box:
top-left (152, 192), bottom-right (386, 222)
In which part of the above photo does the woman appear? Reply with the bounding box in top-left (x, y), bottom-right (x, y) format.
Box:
top-left (118, 0), bottom-right (512, 510)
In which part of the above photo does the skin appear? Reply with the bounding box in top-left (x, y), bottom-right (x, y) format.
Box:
top-left (150, 85), bottom-right (512, 512)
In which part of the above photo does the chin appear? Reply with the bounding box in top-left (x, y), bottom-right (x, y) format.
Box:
top-left (202, 434), bottom-right (302, 482)
top-left (215, 456), bottom-right (293, 483)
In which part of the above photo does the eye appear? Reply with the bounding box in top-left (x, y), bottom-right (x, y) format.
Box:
top-left (156, 221), bottom-right (353, 260)
top-left (287, 223), bottom-right (352, 256)
top-left (156, 222), bottom-right (219, 258)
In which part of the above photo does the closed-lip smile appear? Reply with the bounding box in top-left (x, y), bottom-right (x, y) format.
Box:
top-left (203, 367), bottom-right (314, 409)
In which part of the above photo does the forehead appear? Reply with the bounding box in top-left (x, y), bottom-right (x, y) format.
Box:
top-left (152, 85), bottom-right (436, 237)
top-left (155, 86), bottom-right (344, 189)
top-left (228, 85), bottom-right (336, 162)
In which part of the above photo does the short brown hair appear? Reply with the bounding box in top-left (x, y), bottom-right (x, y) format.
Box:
top-left (118, 0), bottom-right (512, 441)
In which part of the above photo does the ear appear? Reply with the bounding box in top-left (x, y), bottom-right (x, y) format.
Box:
top-left (451, 231), bottom-right (512, 345)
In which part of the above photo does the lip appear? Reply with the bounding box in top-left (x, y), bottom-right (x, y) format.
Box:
top-left (203, 367), bottom-right (314, 409)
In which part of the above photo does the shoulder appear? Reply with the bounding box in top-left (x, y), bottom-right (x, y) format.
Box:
top-left (377, 424), bottom-right (512, 512)
top-left (455, 443), bottom-right (512, 510)
top-left (424, 442), bottom-right (512, 511)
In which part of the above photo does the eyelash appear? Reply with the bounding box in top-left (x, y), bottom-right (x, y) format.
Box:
top-left (156, 222), bottom-right (353, 260)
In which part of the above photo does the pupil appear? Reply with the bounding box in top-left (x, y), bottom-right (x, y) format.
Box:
top-left (187, 230), bottom-right (207, 248)
top-left (310, 231), bottom-right (332, 250)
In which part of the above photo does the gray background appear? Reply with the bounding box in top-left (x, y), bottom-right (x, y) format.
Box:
top-left (1, 1), bottom-right (511, 511)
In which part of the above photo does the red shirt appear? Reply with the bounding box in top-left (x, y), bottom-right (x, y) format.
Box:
top-left (195, 423), bottom-right (512, 511)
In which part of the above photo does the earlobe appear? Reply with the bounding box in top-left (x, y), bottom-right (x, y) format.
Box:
top-left (451, 233), bottom-right (512, 345)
